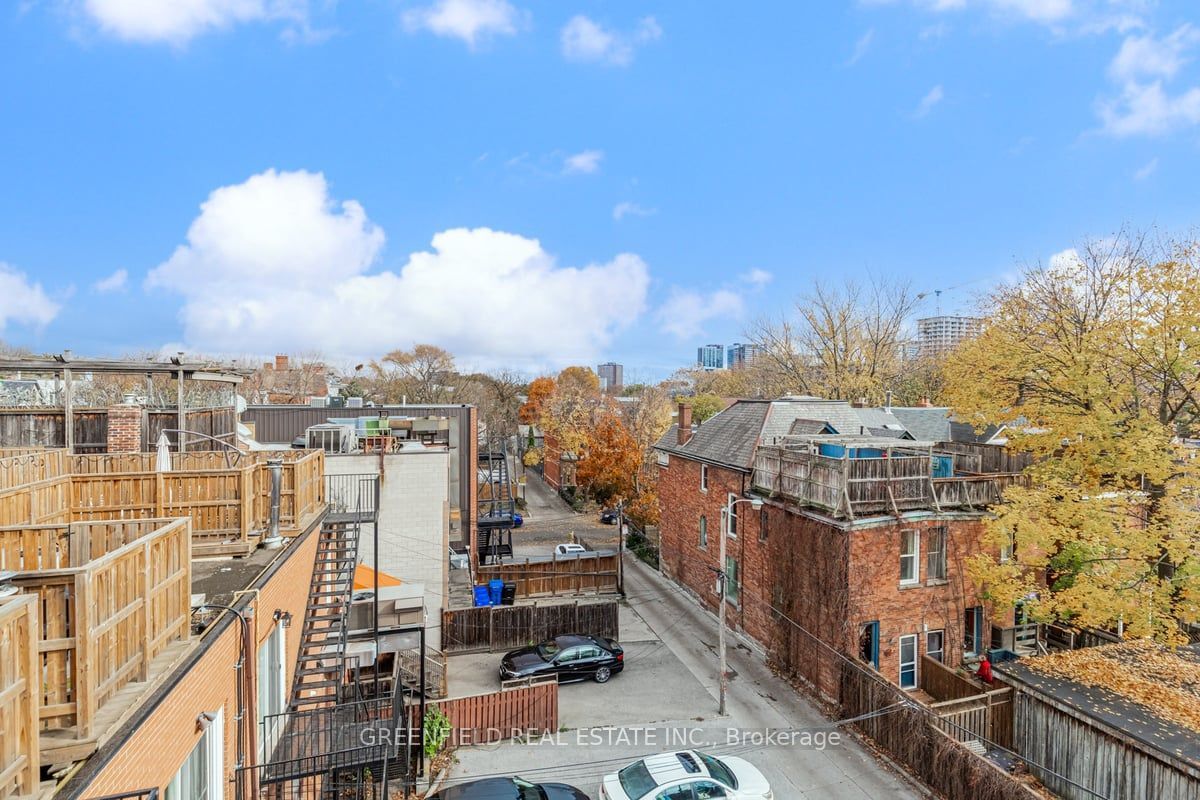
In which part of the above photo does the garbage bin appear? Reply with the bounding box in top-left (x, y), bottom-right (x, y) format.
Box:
top-left (488, 578), bottom-right (505, 606)
top-left (501, 582), bottom-right (517, 606)
top-left (473, 585), bottom-right (491, 607)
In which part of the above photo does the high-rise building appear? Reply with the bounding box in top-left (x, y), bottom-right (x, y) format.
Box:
top-left (916, 316), bottom-right (982, 357)
top-left (726, 342), bottom-right (763, 370)
top-left (697, 344), bottom-right (725, 370)
top-left (597, 362), bottom-right (623, 392)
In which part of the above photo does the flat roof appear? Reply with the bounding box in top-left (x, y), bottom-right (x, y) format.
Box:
top-left (997, 643), bottom-right (1200, 770)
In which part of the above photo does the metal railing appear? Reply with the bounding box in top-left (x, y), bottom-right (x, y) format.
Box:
top-left (85, 789), bottom-right (160, 800)
top-left (324, 473), bottom-right (380, 522)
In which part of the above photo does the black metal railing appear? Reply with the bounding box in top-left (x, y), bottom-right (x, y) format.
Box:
top-left (325, 473), bottom-right (380, 522)
top-left (86, 789), bottom-right (160, 800)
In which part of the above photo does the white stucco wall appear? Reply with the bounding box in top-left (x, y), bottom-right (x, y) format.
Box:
top-left (325, 448), bottom-right (449, 649)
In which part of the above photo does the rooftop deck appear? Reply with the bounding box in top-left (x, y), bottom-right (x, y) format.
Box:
top-left (751, 438), bottom-right (1027, 519)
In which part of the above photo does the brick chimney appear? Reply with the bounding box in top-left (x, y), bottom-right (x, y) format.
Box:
top-left (677, 402), bottom-right (693, 446)
top-left (918, 396), bottom-right (933, 408)
top-left (851, 397), bottom-right (867, 408)
top-left (275, 354), bottom-right (289, 371)
top-left (106, 395), bottom-right (143, 453)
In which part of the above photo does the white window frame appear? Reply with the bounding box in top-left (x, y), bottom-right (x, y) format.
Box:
top-left (726, 493), bottom-right (738, 539)
top-left (700, 464), bottom-right (708, 492)
top-left (926, 630), bottom-right (944, 664)
top-left (925, 527), bottom-right (947, 582)
top-left (1000, 532), bottom-right (1014, 563)
top-left (257, 622), bottom-right (287, 763)
top-left (698, 515), bottom-right (708, 550)
top-left (899, 529), bottom-right (920, 585)
top-left (898, 634), bottom-right (918, 690)
top-left (167, 706), bottom-right (223, 800)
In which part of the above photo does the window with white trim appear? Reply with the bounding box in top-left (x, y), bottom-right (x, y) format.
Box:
top-left (698, 515), bottom-right (708, 550)
top-left (899, 634), bottom-right (918, 689)
top-left (900, 529), bottom-right (920, 585)
top-left (166, 707), bottom-right (223, 800)
top-left (700, 464), bottom-right (708, 492)
top-left (1000, 532), bottom-right (1014, 563)
top-left (926, 630), bottom-right (944, 663)
top-left (726, 494), bottom-right (738, 538)
top-left (258, 622), bottom-right (287, 762)
top-left (925, 527), bottom-right (947, 582)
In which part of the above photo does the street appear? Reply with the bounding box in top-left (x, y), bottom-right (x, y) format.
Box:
top-left (441, 474), bottom-right (920, 799)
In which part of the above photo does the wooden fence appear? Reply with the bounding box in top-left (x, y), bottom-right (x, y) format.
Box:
top-left (422, 678), bottom-right (558, 746)
top-left (930, 689), bottom-right (1014, 751)
top-left (443, 599), bottom-right (619, 653)
top-left (0, 406), bottom-right (236, 453)
top-left (920, 655), bottom-right (989, 702)
top-left (7, 517), bottom-right (192, 737)
top-left (475, 553), bottom-right (618, 598)
top-left (0, 449), bottom-right (325, 557)
top-left (0, 595), bottom-right (39, 800)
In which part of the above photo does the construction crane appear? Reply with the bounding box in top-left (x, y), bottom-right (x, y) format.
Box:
top-left (916, 276), bottom-right (990, 316)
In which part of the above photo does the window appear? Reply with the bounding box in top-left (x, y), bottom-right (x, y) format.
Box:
top-left (556, 647), bottom-right (584, 663)
top-left (699, 515), bottom-right (708, 550)
top-left (726, 494), bottom-right (738, 538)
top-left (1000, 532), bottom-right (1014, 563)
top-left (724, 556), bottom-right (739, 605)
top-left (859, 621), bottom-right (879, 668)
top-left (926, 527), bottom-right (947, 582)
top-left (655, 789), bottom-right (692, 800)
top-left (759, 506), bottom-right (768, 542)
top-left (691, 781), bottom-right (728, 799)
top-left (700, 464), bottom-right (708, 491)
top-left (258, 623), bottom-right (286, 762)
top-left (167, 708), bottom-right (223, 800)
top-left (927, 630), bottom-right (944, 663)
top-left (900, 529), bottom-right (920, 584)
top-left (964, 606), bottom-right (984, 656)
top-left (899, 634), bottom-right (918, 689)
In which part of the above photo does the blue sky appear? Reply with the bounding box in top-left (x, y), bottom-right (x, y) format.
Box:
top-left (3, 0), bottom-right (1200, 377)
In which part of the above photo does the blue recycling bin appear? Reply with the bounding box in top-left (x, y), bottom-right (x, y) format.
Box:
top-left (488, 579), bottom-right (505, 606)
top-left (473, 585), bottom-right (491, 607)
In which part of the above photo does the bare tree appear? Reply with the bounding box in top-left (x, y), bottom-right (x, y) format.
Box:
top-left (367, 344), bottom-right (456, 404)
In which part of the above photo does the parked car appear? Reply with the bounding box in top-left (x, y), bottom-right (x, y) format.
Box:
top-left (600, 508), bottom-right (619, 524)
top-left (599, 751), bottom-right (772, 800)
top-left (431, 776), bottom-right (590, 800)
top-left (554, 543), bottom-right (587, 556)
top-left (500, 633), bottom-right (624, 684)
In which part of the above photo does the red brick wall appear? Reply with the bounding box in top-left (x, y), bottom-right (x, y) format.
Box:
top-left (543, 434), bottom-right (562, 490)
top-left (106, 403), bottom-right (142, 453)
top-left (79, 527), bottom-right (320, 800)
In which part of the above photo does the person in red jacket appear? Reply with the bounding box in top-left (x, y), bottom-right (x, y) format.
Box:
top-left (975, 654), bottom-right (994, 685)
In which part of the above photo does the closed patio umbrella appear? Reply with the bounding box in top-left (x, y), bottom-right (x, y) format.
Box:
top-left (156, 431), bottom-right (172, 472)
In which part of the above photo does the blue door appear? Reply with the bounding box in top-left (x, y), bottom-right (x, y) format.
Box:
top-left (859, 621), bottom-right (880, 668)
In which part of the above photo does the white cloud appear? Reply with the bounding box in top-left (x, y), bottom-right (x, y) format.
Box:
top-left (1133, 156), bottom-right (1158, 180)
top-left (1098, 79), bottom-right (1200, 137)
top-left (741, 268), bottom-right (773, 288)
top-left (77, 0), bottom-right (309, 45)
top-left (613, 202), bottom-right (656, 221)
top-left (867, 0), bottom-right (1146, 32)
top-left (563, 149), bottom-right (604, 175)
top-left (655, 288), bottom-right (744, 341)
top-left (1048, 247), bottom-right (1082, 270)
top-left (915, 84), bottom-right (945, 116)
top-left (1109, 25), bottom-right (1200, 82)
top-left (847, 28), bottom-right (875, 65)
top-left (145, 169), bottom-right (649, 366)
top-left (93, 268), bottom-right (129, 293)
top-left (403, 0), bottom-right (522, 48)
top-left (0, 263), bottom-right (60, 332)
top-left (560, 14), bottom-right (660, 66)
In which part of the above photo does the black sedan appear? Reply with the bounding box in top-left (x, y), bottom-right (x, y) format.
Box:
top-left (599, 509), bottom-right (619, 524)
top-left (431, 776), bottom-right (589, 800)
top-left (500, 634), bottom-right (624, 684)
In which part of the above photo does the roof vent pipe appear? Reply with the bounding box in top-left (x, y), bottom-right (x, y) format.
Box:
top-left (885, 390), bottom-right (893, 412)
top-left (262, 457), bottom-right (284, 549)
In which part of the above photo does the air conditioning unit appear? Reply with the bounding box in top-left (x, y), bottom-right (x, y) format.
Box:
top-left (347, 397), bottom-right (364, 409)
top-left (305, 423), bottom-right (357, 453)
top-left (347, 586), bottom-right (424, 638)
top-left (309, 396), bottom-right (329, 407)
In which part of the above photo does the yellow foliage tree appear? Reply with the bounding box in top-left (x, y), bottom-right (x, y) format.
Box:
top-left (944, 234), bottom-right (1200, 642)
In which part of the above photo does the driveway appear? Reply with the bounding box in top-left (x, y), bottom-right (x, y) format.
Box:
top-left (439, 557), bottom-right (921, 799)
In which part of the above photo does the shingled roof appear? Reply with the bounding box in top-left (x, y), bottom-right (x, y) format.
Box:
top-left (654, 400), bottom-right (771, 471)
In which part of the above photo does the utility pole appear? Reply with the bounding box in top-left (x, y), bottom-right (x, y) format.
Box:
top-left (717, 494), bottom-right (762, 717)
top-left (617, 499), bottom-right (625, 595)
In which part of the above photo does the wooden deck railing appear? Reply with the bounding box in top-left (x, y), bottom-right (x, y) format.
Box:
top-left (0, 449), bottom-right (326, 557)
top-left (7, 517), bottom-right (192, 737)
top-left (0, 595), bottom-right (39, 800)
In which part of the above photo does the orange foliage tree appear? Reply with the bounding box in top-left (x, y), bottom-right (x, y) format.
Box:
top-left (575, 404), bottom-right (641, 506)
top-left (519, 376), bottom-right (555, 425)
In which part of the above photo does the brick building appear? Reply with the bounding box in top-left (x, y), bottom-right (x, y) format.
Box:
top-left (655, 397), bottom-right (1023, 691)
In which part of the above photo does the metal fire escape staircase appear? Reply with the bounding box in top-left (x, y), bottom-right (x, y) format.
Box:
top-left (476, 437), bottom-right (516, 564)
top-left (290, 514), bottom-right (360, 712)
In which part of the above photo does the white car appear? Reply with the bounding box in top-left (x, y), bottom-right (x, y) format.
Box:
top-left (555, 543), bottom-right (587, 556)
top-left (600, 751), bottom-right (772, 800)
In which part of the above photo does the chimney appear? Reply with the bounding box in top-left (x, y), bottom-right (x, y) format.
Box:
top-left (851, 397), bottom-right (867, 409)
top-left (885, 390), bottom-right (893, 411)
top-left (918, 396), bottom-right (933, 408)
top-left (263, 361), bottom-right (273, 371)
top-left (106, 397), bottom-right (143, 454)
top-left (275, 354), bottom-right (289, 371)
top-left (677, 402), bottom-right (694, 446)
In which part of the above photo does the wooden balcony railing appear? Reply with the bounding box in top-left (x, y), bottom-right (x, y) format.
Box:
top-left (0, 594), bottom-right (39, 800)
top-left (0, 449), bottom-right (326, 557)
top-left (3, 517), bottom-right (192, 740)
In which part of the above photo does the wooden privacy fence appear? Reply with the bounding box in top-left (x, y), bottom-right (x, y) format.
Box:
top-left (443, 599), bottom-right (620, 653)
top-left (419, 678), bottom-right (558, 747)
top-left (0, 595), bottom-right (39, 800)
top-left (0, 449), bottom-right (325, 557)
top-left (6, 517), bottom-right (192, 738)
top-left (920, 654), bottom-right (989, 702)
top-left (931, 689), bottom-right (1014, 751)
top-left (0, 519), bottom-right (173, 572)
top-left (475, 553), bottom-right (619, 599)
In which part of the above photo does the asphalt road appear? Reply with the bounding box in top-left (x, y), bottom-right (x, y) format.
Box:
top-left (440, 555), bottom-right (921, 799)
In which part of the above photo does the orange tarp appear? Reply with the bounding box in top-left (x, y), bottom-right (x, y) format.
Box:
top-left (353, 564), bottom-right (402, 591)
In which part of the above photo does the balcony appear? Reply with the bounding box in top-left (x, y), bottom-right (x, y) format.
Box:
top-left (0, 517), bottom-right (192, 764)
top-left (752, 438), bottom-right (1025, 519)
top-left (0, 449), bottom-right (326, 556)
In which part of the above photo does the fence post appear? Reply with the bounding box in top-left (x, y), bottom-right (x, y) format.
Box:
top-left (141, 539), bottom-right (152, 680)
top-left (488, 607), bottom-right (495, 652)
top-left (74, 572), bottom-right (93, 739)
top-left (155, 470), bottom-right (165, 518)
